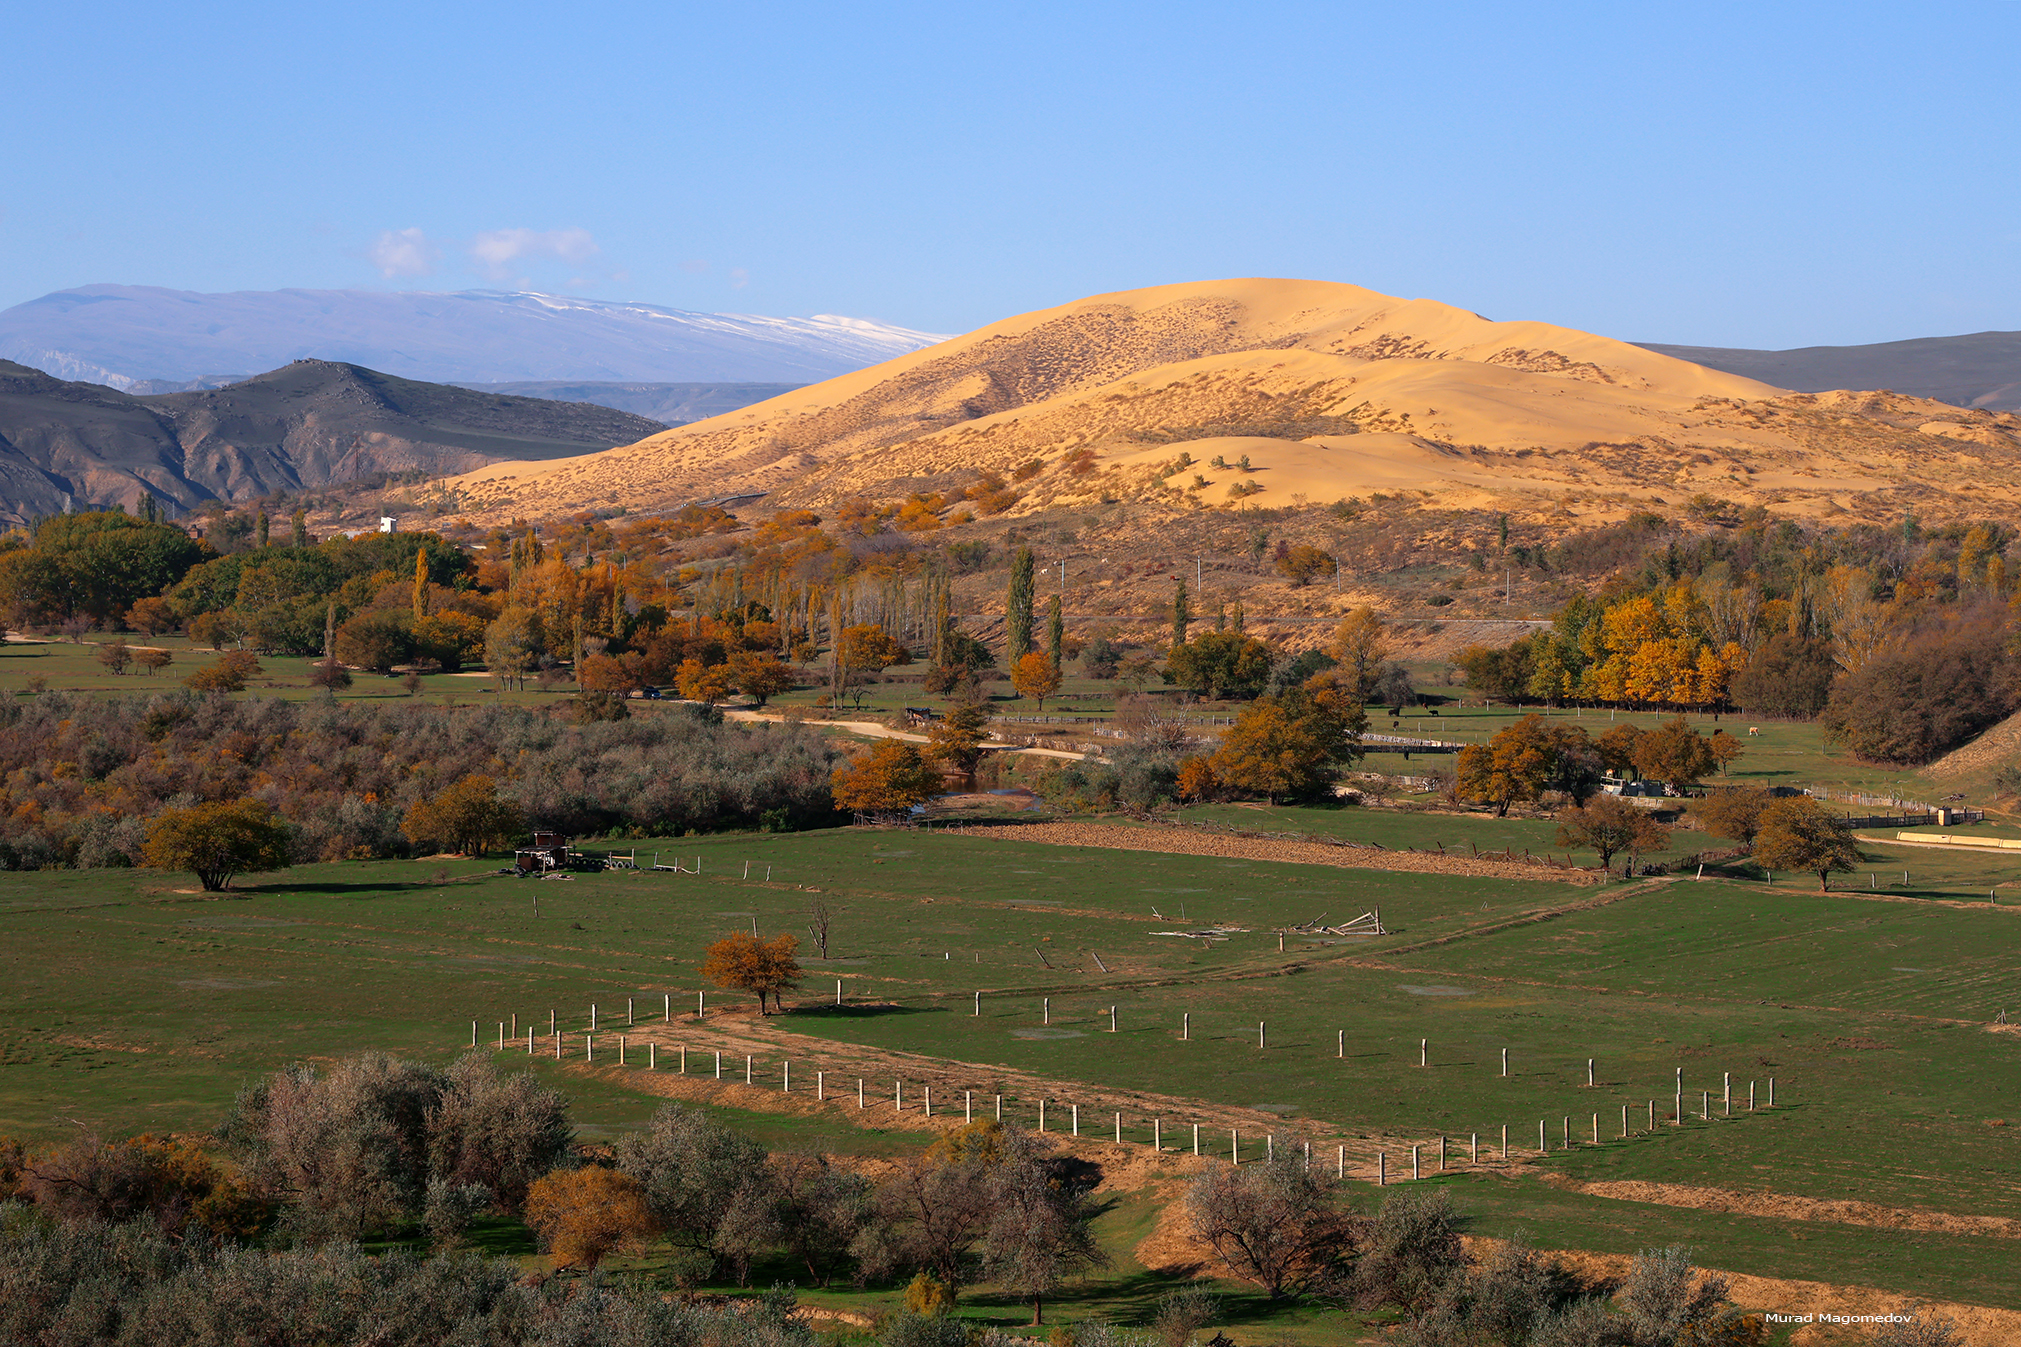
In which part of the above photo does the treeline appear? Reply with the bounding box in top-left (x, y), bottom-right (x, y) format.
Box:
top-left (6, 1051), bottom-right (1947, 1347)
top-left (1460, 527), bottom-right (2021, 763)
top-left (0, 692), bottom-right (836, 870)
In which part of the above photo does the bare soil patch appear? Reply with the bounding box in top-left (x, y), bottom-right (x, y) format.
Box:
top-left (957, 819), bottom-right (1595, 884)
top-left (1540, 1173), bottom-right (2021, 1240)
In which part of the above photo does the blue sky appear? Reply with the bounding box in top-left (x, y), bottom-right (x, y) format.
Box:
top-left (7, 1), bottom-right (2018, 347)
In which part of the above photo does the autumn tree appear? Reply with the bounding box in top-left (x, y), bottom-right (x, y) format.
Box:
top-left (125, 595), bottom-right (176, 636)
top-left (1752, 796), bottom-right (1861, 891)
top-left (335, 609), bottom-right (415, 674)
top-left (831, 740), bottom-right (940, 818)
top-left (184, 650), bottom-right (263, 693)
top-left (1275, 544), bottom-right (1337, 587)
top-left (926, 701), bottom-right (992, 776)
top-left (142, 799), bottom-right (292, 891)
top-left (833, 622), bottom-right (907, 705)
top-left (1707, 728), bottom-right (1745, 775)
top-left (1555, 796), bottom-right (1669, 876)
top-left (675, 657), bottom-right (736, 706)
top-left (1697, 788), bottom-right (1771, 850)
top-left (96, 639), bottom-right (132, 675)
top-left (1209, 686), bottom-right (1362, 802)
top-left (402, 774), bottom-right (522, 857)
top-left (1011, 651), bottom-right (1062, 710)
top-left (1456, 716), bottom-right (1600, 816)
top-left (484, 607), bottom-right (543, 691)
top-left (1327, 606), bottom-right (1391, 703)
top-left (701, 931), bottom-right (803, 1013)
top-left (1595, 724), bottom-right (1644, 778)
top-left (135, 646), bottom-right (174, 674)
top-left (1631, 716), bottom-right (1718, 789)
top-left (728, 650), bottom-right (795, 706)
top-left (523, 1167), bottom-right (658, 1270)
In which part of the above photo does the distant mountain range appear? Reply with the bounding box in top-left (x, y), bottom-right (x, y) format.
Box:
top-left (0, 359), bottom-right (671, 524)
top-left (0, 285), bottom-right (950, 389)
top-left (1636, 331), bottom-right (2021, 411)
top-left (446, 381), bottom-right (801, 426)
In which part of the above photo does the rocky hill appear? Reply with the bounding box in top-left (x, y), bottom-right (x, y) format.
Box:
top-left (1639, 330), bottom-right (2021, 412)
top-left (0, 359), bottom-right (668, 523)
top-left (445, 278), bottom-right (2021, 527)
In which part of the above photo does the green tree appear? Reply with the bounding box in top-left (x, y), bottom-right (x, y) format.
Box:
top-left (980, 1127), bottom-right (1110, 1325)
top-left (1045, 594), bottom-right (1064, 668)
top-left (1172, 575), bottom-right (1192, 649)
top-left (142, 799), bottom-right (292, 891)
top-left (927, 702), bottom-right (992, 776)
top-left (1006, 546), bottom-right (1036, 664)
top-left (1753, 796), bottom-right (1861, 891)
top-left (1167, 630), bottom-right (1272, 701)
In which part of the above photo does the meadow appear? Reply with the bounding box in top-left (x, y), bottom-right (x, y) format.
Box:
top-left (4, 820), bottom-right (2018, 1331)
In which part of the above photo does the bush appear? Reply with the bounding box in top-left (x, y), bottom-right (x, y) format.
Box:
top-left (1821, 616), bottom-right (2019, 764)
top-left (524, 1167), bottom-right (658, 1270)
top-left (1350, 1187), bottom-right (1467, 1315)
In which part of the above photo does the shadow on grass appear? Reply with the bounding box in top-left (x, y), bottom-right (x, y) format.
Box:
top-left (789, 1004), bottom-right (933, 1020)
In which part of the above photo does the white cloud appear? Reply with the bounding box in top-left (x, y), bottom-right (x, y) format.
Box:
top-left (368, 227), bottom-right (439, 279)
top-left (470, 227), bottom-right (600, 281)
top-left (728, 267), bottom-right (749, 290)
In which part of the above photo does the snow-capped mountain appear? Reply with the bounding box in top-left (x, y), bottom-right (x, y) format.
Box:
top-left (0, 285), bottom-right (951, 389)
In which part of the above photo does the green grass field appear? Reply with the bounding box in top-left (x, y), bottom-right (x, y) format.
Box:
top-left (4, 821), bottom-right (2018, 1328)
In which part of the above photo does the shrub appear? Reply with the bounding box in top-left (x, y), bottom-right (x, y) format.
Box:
top-left (523, 1167), bottom-right (658, 1270)
top-left (401, 775), bottom-right (522, 856)
top-left (1187, 1145), bottom-right (1349, 1298)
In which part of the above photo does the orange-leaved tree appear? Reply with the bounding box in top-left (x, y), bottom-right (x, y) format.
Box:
top-left (675, 657), bottom-right (736, 706)
top-left (701, 930), bottom-right (804, 1014)
top-left (402, 774), bottom-right (523, 857)
top-left (523, 1167), bottom-right (658, 1270)
top-left (1010, 652), bottom-right (1062, 710)
top-left (831, 741), bottom-right (940, 818)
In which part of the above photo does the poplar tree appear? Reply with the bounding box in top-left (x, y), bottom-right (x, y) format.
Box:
top-left (1006, 546), bottom-right (1035, 664)
top-left (1046, 594), bottom-right (1063, 668)
top-left (1172, 576), bottom-right (1192, 650)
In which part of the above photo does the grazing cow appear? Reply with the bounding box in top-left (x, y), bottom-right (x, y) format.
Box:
top-left (1747, 726), bottom-right (1760, 736)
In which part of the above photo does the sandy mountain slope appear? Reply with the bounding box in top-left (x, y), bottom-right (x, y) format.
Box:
top-left (446, 278), bottom-right (2021, 524)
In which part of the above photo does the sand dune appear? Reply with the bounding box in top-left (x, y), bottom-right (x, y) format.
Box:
top-left (446, 278), bottom-right (2021, 524)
